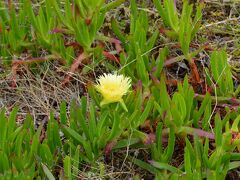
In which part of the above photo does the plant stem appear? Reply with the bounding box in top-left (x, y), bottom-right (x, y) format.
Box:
top-left (195, 93), bottom-right (240, 104)
top-left (178, 126), bottom-right (215, 139)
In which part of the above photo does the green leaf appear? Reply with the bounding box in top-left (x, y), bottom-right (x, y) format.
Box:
top-left (9, 126), bottom-right (23, 143)
top-left (171, 93), bottom-right (187, 125)
top-left (62, 125), bottom-right (85, 145)
top-left (136, 48), bottom-right (149, 86)
top-left (63, 156), bottom-right (72, 180)
top-left (77, 108), bottom-right (90, 140)
top-left (228, 161), bottom-right (240, 171)
top-left (230, 153), bottom-right (240, 161)
top-left (153, 0), bottom-right (168, 26)
top-left (184, 147), bottom-right (192, 174)
top-left (47, 113), bottom-right (61, 153)
top-left (146, 30), bottom-right (159, 52)
top-left (163, 127), bottom-right (175, 162)
top-left (81, 96), bottom-right (87, 119)
top-left (111, 19), bottom-right (127, 48)
top-left (60, 101), bottom-right (67, 125)
top-left (231, 114), bottom-right (240, 132)
top-left (178, 2), bottom-right (192, 56)
top-left (89, 102), bottom-right (97, 141)
top-left (133, 158), bottom-right (159, 174)
top-left (29, 133), bottom-right (40, 161)
top-left (193, 93), bottom-right (211, 127)
top-left (0, 109), bottom-right (7, 149)
top-left (154, 48), bottom-right (168, 78)
top-left (72, 145), bottom-right (81, 176)
top-left (0, 151), bottom-right (9, 173)
top-left (39, 144), bottom-right (53, 167)
top-left (159, 75), bottom-right (171, 110)
top-left (14, 130), bottom-right (25, 157)
top-left (203, 139), bottom-right (210, 168)
top-left (107, 112), bottom-right (120, 141)
top-left (7, 107), bottom-right (18, 136)
top-left (165, 0), bottom-right (179, 32)
top-left (136, 97), bottom-right (154, 127)
top-left (49, 0), bottom-right (72, 30)
top-left (191, 3), bottom-right (203, 40)
top-left (42, 163), bottom-right (55, 180)
top-left (97, 111), bottom-right (109, 138)
top-left (113, 138), bottom-right (140, 149)
top-left (214, 113), bottom-right (222, 147)
top-left (82, 141), bottom-right (94, 162)
top-left (156, 122), bottom-right (163, 154)
top-left (210, 50), bottom-right (234, 96)
top-left (149, 160), bottom-right (182, 174)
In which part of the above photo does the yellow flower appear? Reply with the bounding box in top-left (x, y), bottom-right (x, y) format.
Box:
top-left (95, 73), bottom-right (131, 109)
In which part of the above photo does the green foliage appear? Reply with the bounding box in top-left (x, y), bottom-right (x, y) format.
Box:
top-left (0, 108), bottom-right (60, 179)
top-left (143, 113), bottom-right (240, 179)
top-left (153, 0), bottom-right (203, 57)
top-left (209, 50), bottom-right (234, 96)
top-left (0, 0), bottom-right (122, 67)
top-left (0, 1), bottom-right (32, 63)
top-left (151, 123), bottom-right (174, 162)
top-left (50, 0), bottom-right (105, 51)
top-left (1, 80), bottom-right (239, 179)
top-left (154, 76), bottom-right (207, 131)
top-left (145, 75), bottom-right (239, 178)
top-left (60, 87), bottom-right (154, 164)
top-left (112, 0), bottom-right (159, 87)
top-left (0, 108), bottom-right (36, 178)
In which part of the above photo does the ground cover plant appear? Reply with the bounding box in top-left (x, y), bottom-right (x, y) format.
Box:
top-left (0, 0), bottom-right (240, 179)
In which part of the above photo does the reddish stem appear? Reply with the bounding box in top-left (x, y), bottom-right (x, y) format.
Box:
top-left (102, 51), bottom-right (120, 63)
top-left (62, 52), bottom-right (88, 87)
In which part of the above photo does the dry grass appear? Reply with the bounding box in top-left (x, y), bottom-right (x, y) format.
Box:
top-left (0, 61), bottom-right (87, 124)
